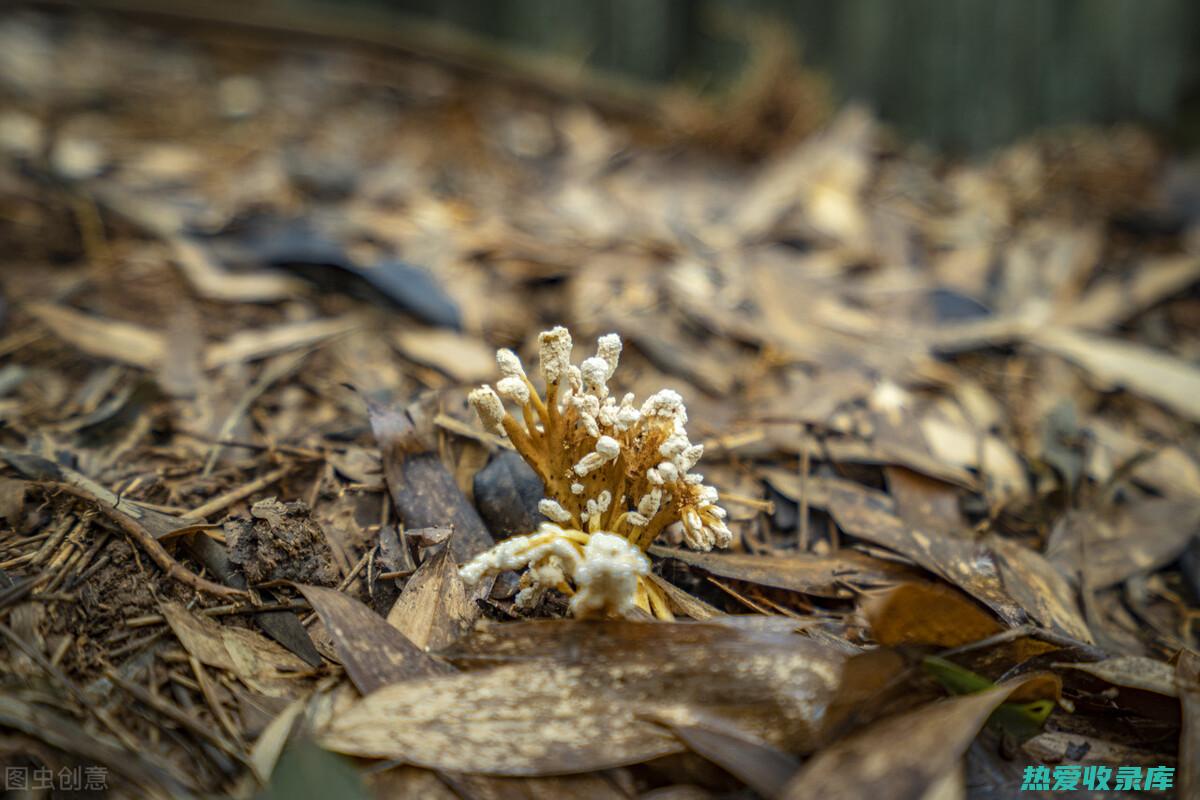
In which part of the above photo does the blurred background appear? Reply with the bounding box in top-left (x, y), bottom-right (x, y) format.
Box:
top-left (28, 0), bottom-right (1200, 153)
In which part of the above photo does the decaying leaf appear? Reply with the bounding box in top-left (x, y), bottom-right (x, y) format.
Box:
top-left (160, 601), bottom-right (312, 697)
top-left (825, 479), bottom-right (1022, 623)
top-left (651, 544), bottom-right (915, 598)
top-left (988, 537), bottom-right (1093, 643)
top-left (322, 619), bottom-right (851, 774)
top-left (319, 661), bottom-right (685, 774)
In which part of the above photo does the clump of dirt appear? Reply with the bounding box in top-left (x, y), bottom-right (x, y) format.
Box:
top-left (225, 498), bottom-right (339, 586)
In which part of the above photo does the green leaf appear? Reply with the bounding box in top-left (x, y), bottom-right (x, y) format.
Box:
top-left (922, 656), bottom-right (1054, 742)
top-left (257, 738), bottom-right (368, 800)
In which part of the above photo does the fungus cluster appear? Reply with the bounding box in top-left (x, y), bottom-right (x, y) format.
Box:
top-left (461, 326), bottom-right (730, 619)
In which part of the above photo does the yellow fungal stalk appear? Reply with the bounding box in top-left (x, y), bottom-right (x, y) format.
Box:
top-left (462, 326), bottom-right (731, 619)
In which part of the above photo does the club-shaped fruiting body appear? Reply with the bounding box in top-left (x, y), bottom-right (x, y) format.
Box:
top-left (462, 326), bottom-right (731, 618)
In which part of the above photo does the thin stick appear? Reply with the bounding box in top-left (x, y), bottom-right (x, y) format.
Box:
top-left (935, 624), bottom-right (1108, 662)
top-left (189, 656), bottom-right (246, 750)
top-left (105, 668), bottom-right (252, 769)
top-left (44, 483), bottom-right (244, 599)
top-left (186, 465), bottom-right (293, 520)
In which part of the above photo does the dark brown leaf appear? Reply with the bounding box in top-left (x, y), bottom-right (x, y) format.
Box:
top-left (652, 544), bottom-right (914, 598)
top-left (362, 396), bottom-right (493, 562)
top-left (1046, 499), bottom-right (1200, 589)
top-left (1177, 650), bottom-right (1200, 800)
top-left (295, 583), bottom-right (452, 694)
top-left (782, 683), bottom-right (1024, 800)
top-left (827, 479), bottom-right (1092, 642)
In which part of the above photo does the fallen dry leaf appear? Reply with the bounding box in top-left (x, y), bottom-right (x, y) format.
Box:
top-left (28, 302), bottom-right (166, 369)
top-left (392, 328), bottom-right (499, 383)
top-left (386, 546), bottom-right (475, 651)
top-left (204, 315), bottom-right (360, 368)
top-left (782, 680), bottom-right (1043, 800)
top-left (319, 661), bottom-right (686, 774)
top-left (863, 581), bottom-right (1003, 648)
top-left (651, 544), bottom-right (914, 598)
top-left (363, 395), bottom-right (494, 563)
top-left (322, 619), bottom-right (850, 774)
top-left (1031, 326), bottom-right (1200, 423)
top-left (827, 479), bottom-right (1093, 642)
top-left (295, 583), bottom-right (452, 694)
top-left (160, 600), bottom-right (311, 697)
top-left (1056, 656), bottom-right (1179, 697)
top-left (1046, 499), bottom-right (1200, 589)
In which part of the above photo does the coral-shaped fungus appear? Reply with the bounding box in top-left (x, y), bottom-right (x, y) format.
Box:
top-left (462, 326), bottom-right (730, 619)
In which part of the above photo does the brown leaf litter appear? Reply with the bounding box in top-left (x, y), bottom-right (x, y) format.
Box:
top-left (0, 6), bottom-right (1198, 798)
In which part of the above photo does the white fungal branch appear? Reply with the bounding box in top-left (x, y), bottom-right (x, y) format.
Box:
top-left (458, 524), bottom-right (648, 618)
top-left (569, 532), bottom-right (649, 617)
top-left (468, 386), bottom-right (505, 433)
top-left (496, 376), bottom-right (531, 404)
top-left (538, 499), bottom-right (574, 524)
top-left (538, 326), bottom-right (573, 386)
top-left (463, 326), bottom-right (733, 617)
